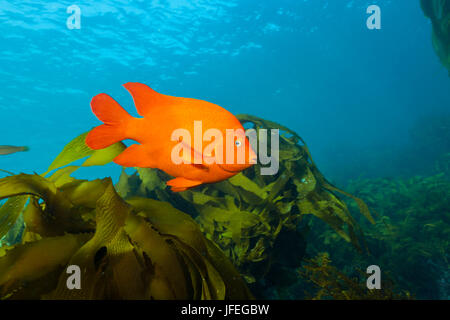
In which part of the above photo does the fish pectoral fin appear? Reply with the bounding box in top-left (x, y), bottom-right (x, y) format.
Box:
top-left (113, 144), bottom-right (156, 168)
top-left (178, 141), bottom-right (212, 170)
top-left (191, 163), bottom-right (209, 171)
top-left (166, 177), bottom-right (203, 192)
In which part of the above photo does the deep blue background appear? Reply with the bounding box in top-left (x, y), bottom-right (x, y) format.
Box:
top-left (1, 0), bottom-right (449, 184)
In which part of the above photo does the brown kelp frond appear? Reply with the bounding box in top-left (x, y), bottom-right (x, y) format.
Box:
top-left (43, 131), bottom-right (127, 176)
top-left (0, 133), bottom-right (252, 300)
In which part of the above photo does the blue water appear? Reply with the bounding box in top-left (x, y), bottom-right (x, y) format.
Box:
top-left (1, 0), bottom-right (449, 184)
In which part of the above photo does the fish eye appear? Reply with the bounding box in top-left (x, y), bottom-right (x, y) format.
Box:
top-left (235, 140), bottom-right (242, 147)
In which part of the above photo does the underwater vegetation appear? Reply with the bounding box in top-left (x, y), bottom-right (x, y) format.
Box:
top-left (113, 114), bottom-right (374, 296)
top-left (0, 114), bottom-right (374, 300)
top-left (301, 172), bottom-right (450, 300)
top-left (297, 252), bottom-right (411, 300)
top-left (421, 0), bottom-right (450, 75)
top-left (0, 135), bottom-right (252, 299)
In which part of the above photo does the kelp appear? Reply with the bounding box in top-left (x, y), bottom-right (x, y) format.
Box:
top-left (0, 134), bottom-right (252, 300)
top-left (114, 114), bottom-right (373, 285)
top-left (305, 173), bottom-right (450, 299)
top-left (421, 0), bottom-right (450, 75)
top-left (298, 252), bottom-right (411, 300)
top-left (0, 114), bottom-right (374, 299)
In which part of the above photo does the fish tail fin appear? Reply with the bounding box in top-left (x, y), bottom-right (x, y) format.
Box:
top-left (86, 93), bottom-right (133, 150)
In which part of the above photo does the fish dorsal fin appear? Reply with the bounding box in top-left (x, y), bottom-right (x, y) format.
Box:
top-left (123, 82), bottom-right (175, 116)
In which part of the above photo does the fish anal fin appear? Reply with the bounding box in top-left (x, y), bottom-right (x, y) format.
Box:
top-left (123, 82), bottom-right (175, 116)
top-left (113, 144), bottom-right (156, 168)
top-left (166, 177), bottom-right (202, 192)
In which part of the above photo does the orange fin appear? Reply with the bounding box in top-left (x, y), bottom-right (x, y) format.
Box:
top-left (166, 177), bottom-right (202, 192)
top-left (179, 141), bottom-right (212, 169)
top-left (86, 125), bottom-right (124, 150)
top-left (123, 82), bottom-right (175, 116)
top-left (113, 144), bottom-right (156, 168)
top-left (86, 93), bottom-right (133, 150)
top-left (90, 93), bottom-right (132, 125)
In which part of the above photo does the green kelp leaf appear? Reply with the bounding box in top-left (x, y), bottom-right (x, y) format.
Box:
top-left (46, 181), bottom-right (131, 299)
top-left (263, 171), bottom-right (292, 201)
top-left (44, 132), bottom-right (92, 174)
top-left (205, 240), bottom-right (253, 300)
top-left (237, 114), bottom-right (301, 141)
top-left (229, 173), bottom-right (267, 199)
top-left (244, 238), bottom-right (266, 263)
top-left (0, 174), bottom-right (89, 237)
top-left (104, 230), bottom-right (149, 299)
top-left (169, 238), bottom-right (223, 300)
top-left (47, 166), bottom-right (78, 188)
top-left (0, 174), bottom-right (72, 215)
top-left (115, 169), bottom-right (132, 198)
top-left (44, 131), bottom-right (126, 175)
top-left (172, 243), bottom-right (203, 299)
top-left (197, 206), bottom-right (261, 241)
top-left (124, 214), bottom-right (188, 299)
top-left (297, 200), bottom-right (350, 243)
top-left (127, 197), bottom-right (207, 253)
top-left (0, 196), bottom-right (28, 240)
top-left (321, 181), bottom-right (375, 224)
top-left (136, 168), bottom-right (165, 193)
top-left (0, 233), bottom-right (91, 298)
top-left (212, 180), bottom-right (241, 199)
top-left (293, 167), bottom-right (317, 196)
top-left (59, 179), bottom-right (109, 209)
top-left (1, 211), bottom-right (25, 246)
top-left (126, 196), bottom-right (253, 300)
top-left (0, 174), bottom-right (56, 201)
top-left (22, 198), bottom-right (48, 237)
top-left (82, 142), bottom-right (126, 167)
top-left (188, 192), bottom-right (224, 207)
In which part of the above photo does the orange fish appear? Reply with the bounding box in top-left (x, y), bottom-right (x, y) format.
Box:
top-left (86, 82), bottom-right (257, 191)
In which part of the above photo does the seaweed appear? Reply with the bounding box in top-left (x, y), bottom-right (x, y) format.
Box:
top-left (421, 0), bottom-right (450, 75)
top-left (298, 252), bottom-right (411, 300)
top-left (0, 133), bottom-right (252, 300)
top-left (0, 115), bottom-right (374, 300)
top-left (306, 173), bottom-right (450, 299)
top-left (114, 114), bottom-right (374, 289)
